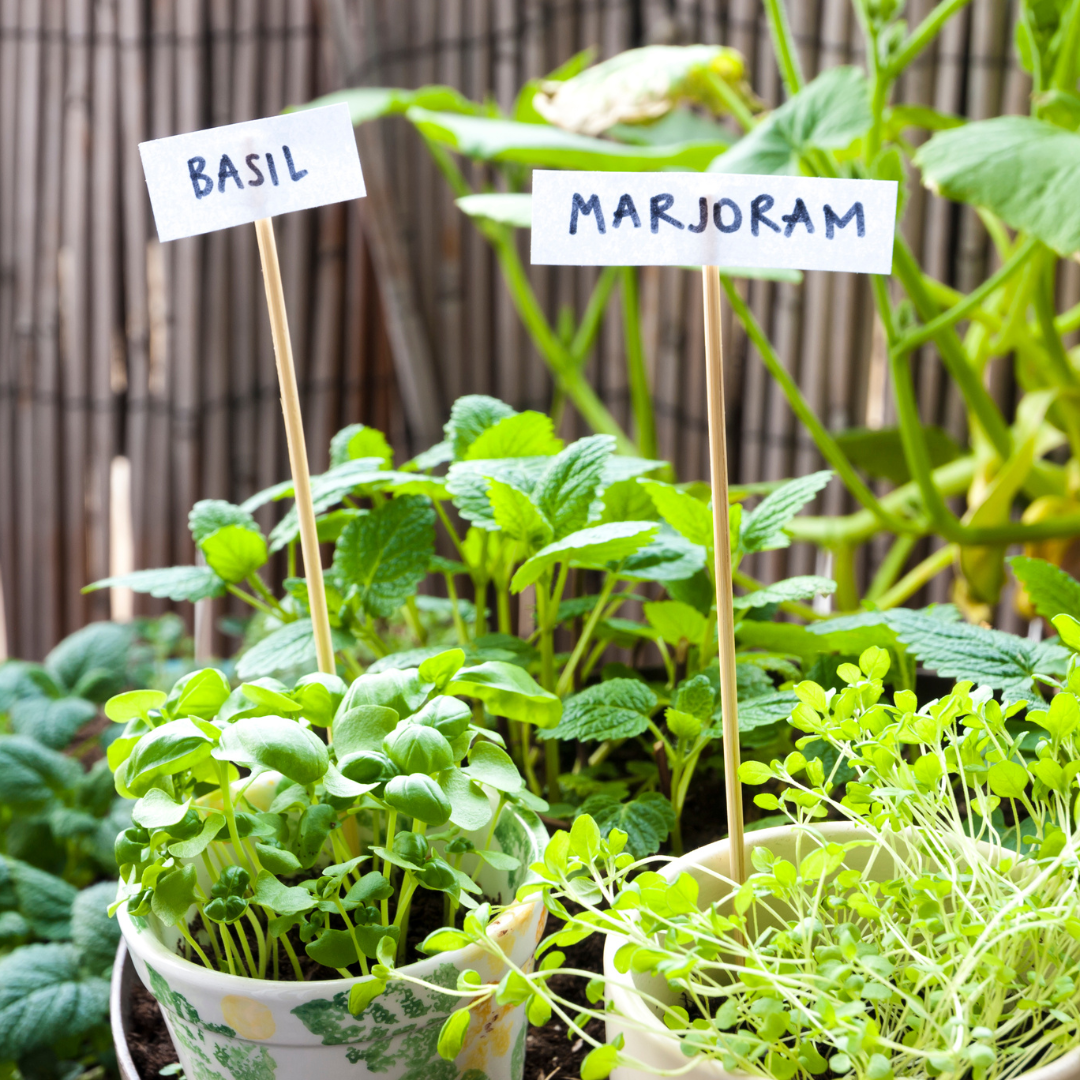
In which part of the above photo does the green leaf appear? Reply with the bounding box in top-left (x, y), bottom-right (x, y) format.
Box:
top-left (169, 812), bottom-right (225, 859)
top-left (333, 495), bottom-right (435, 618)
top-left (189, 499), bottom-right (260, 543)
top-left (385, 725), bottom-right (455, 774)
top-left (834, 426), bottom-right (961, 487)
top-left (740, 471), bottom-right (832, 553)
top-left (302, 84), bottom-right (483, 125)
top-left (464, 741), bottom-right (524, 792)
top-left (235, 619), bottom-right (352, 681)
top-left (598, 478), bottom-right (660, 524)
top-left (619, 531), bottom-right (706, 583)
top-left (132, 788), bottom-right (191, 829)
top-left (488, 480), bottom-right (552, 550)
top-left (915, 116), bottom-right (1080, 255)
top-left (0, 943), bottom-right (109, 1059)
top-left (151, 863), bottom-right (199, 925)
top-left (532, 435), bottom-right (615, 540)
top-left (409, 107), bottom-right (732, 171)
top-left (329, 423), bottom-right (394, 468)
top-left (251, 870), bottom-right (316, 915)
top-left (1053, 613), bottom-right (1080, 651)
top-left (84, 565), bottom-right (226, 602)
top-left (292, 672), bottom-right (348, 727)
top-left (45, 621), bottom-right (132, 700)
top-left (0, 735), bottom-right (82, 811)
top-left (121, 718), bottom-right (215, 796)
top-left (438, 767), bottom-right (494, 831)
top-left (340, 667), bottom-right (430, 718)
top-left (418, 649), bottom-right (466, 690)
top-left (575, 792), bottom-right (674, 859)
top-left (445, 395), bottom-right (517, 459)
top-left (438, 1008), bottom-right (472, 1060)
top-left (383, 773), bottom-right (452, 826)
top-left (200, 525), bottom-right (269, 584)
top-left (739, 761), bottom-right (774, 784)
top-left (169, 667), bottom-right (233, 720)
top-left (215, 716), bottom-right (329, 786)
top-left (540, 678), bottom-right (656, 742)
top-left (644, 600), bottom-right (708, 647)
top-left (1009, 556), bottom-right (1080, 621)
top-left (465, 410), bottom-right (562, 459)
top-left (1, 856), bottom-right (77, 939)
top-left (105, 689), bottom-right (167, 723)
top-left (733, 575), bottom-right (836, 610)
top-left (348, 976), bottom-right (389, 1016)
top-left (712, 67), bottom-right (871, 176)
top-left (511, 521), bottom-right (658, 591)
top-left (639, 480), bottom-right (713, 548)
top-left (446, 661), bottom-right (561, 727)
top-left (333, 705), bottom-right (400, 757)
top-left (446, 458), bottom-right (549, 530)
top-left (988, 760), bottom-right (1029, 799)
top-left (9, 696), bottom-right (98, 750)
top-left (71, 881), bottom-right (122, 975)
top-left (456, 193), bottom-right (533, 229)
top-left (736, 691), bottom-right (800, 731)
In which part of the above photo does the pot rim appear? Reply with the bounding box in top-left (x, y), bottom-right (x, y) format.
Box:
top-left (602, 823), bottom-right (1080, 1080)
top-left (120, 800), bottom-right (548, 997)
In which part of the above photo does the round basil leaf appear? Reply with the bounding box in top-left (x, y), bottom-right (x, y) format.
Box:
top-left (383, 774), bottom-right (452, 826)
top-left (215, 716), bottom-right (329, 786)
top-left (384, 725), bottom-right (454, 775)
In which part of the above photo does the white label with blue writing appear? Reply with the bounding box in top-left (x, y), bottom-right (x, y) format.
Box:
top-left (530, 171), bottom-right (897, 274)
top-left (139, 103), bottom-right (365, 242)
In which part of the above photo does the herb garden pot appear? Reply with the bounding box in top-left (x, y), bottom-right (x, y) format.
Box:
top-left (117, 801), bottom-right (549, 1080)
top-left (601, 824), bottom-right (1080, 1080)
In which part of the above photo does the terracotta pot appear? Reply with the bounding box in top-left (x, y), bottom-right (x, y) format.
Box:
top-left (602, 824), bottom-right (1080, 1080)
top-left (117, 800), bottom-right (548, 1080)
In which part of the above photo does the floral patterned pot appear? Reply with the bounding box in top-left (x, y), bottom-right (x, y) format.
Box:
top-left (118, 802), bottom-right (548, 1080)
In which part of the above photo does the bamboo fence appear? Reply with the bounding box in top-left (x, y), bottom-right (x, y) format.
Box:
top-left (0, 0), bottom-right (1070, 660)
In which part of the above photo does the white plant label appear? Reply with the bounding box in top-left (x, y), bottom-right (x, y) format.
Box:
top-left (531, 171), bottom-right (897, 274)
top-left (139, 103), bottom-right (365, 242)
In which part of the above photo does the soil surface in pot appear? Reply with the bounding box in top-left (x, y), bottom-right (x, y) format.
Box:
top-left (127, 911), bottom-right (603, 1080)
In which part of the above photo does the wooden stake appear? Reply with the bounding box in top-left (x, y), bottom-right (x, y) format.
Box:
top-left (255, 217), bottom-right (336, 676)
top-left (702, 266), bottom-right (746, 887)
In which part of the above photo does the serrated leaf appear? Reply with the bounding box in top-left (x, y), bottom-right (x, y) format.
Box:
top-left (740, 471), bottom-right (832, 553)
top-left (9, 696), bottom-right (98, 750)
top-left (511, 521), bottom-right (658, 591)
top-left (465, 411), bottom-right (562, 459)
top-left (711, 67), bottom-right (871, 176)
top-left (44, 621), bottom-right (132, 700)
top-left (644, 600), bottom-right (708, 647)
top-left (200, 525), bottom-right (269, 583)
top-left (0, 735), bottom-right (83, 810)
top-left (0, 943), bottom-right (109, 1059)
top-left (532, 435), bottom-right (616, 540)
top-left (733, 575), bottom-right (836, 610)
top-left (1009, 556), bottom-right (1080, 622)
top-left (488, 480), bottom-right (552, 550)
top-left (575, 792), bottom-right (674, 859)
top-left (445, 395), bottom-right (517, 459)
top-left (539, 678), bottom-right (656, 742)
top-left (597, 478), bottom-right (659, 524)
top-left (1, 856), bottom-right (77, 940)
top-left (330, 423), bottom-right (393, 467)
top-left (334, 495), bottom-right (435, 618)
top-left (638, 480), bottom-right (713, 548)
top-left (731, 691), bottom-right (800, 732)
top-left (189, 499), bottom-right (259, 543)
top-left (83, 565), bottom-right (226, 602)
top-left (619, 530), bottom-right (706, 582)
top-left (236, 619), bottom-right (350, 681)
top-left (446, 458), bottom-right (550, 529)
top-left (915, 116), bottom-right (1080, 256)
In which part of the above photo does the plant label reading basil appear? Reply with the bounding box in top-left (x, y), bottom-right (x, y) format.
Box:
top-left (530, 171), bottom-right (897, 274)
top-left (139, 103), bottom-right (365, 242)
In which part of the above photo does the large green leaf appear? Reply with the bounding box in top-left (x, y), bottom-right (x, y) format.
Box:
top-left (1, 857), bottom-right (77, 940)
top-left (639, 480), bottom-right (713, 549)
top-left (9, 696), bottom-right (98, 750)
top-left (465, 411), bottom-right (562, 459)
top-left (83, 565), bottom-right (226, 603)
top-left (71, 881), bottom-right (122, 975)
top-left (833, 426), bottom-right (961, 487)
top-left (189, 499), bottom-right (260, 543)
top-left (1009, 556), bottom-right (1080, 621)
top-left (44, 621), bottom-right (132, 700)
top-left (915, 117), bottom-right (1080, 255)
top-left (733, 575), bottom-right (836, 610)
top-left (408, 107), bottom-right (731, 171)
top-left (0, 736), bottom-right (82, 811)
top-left (711, 67), bottom-right (872, 175)
top-left (446, 458), bottom-right (550, 530)
top-left (446, 662), bottom-right (561, 727)
top-left (739, 471), bottom-right (832, 554)
top-left (236, 619), bottom-right (353, 681)
top-left (445, 395), bottom-right (517, 459)
top-left (122, 718), bottom-right (215, 796)
top-left (575, 792), bottom-right (674, 858)
top-left (618, 531), bottom-right (706, 582)
top-left (0, 943), bottom-right (109, 1059)
top-left (456, 193), bottom-right (534, 229)
top-left (511, 521), bottom-right (659, 591)
top-left (532, 435), bottom-right (616, 540)
top-left (488, 480), bottom-right (553, 551)
top-left (644, 600), bottom-right (708, 647)
top-left (334, 495), bottom-right (435, 618)
top-left (539, 678), bottom-right (656, 742)
top-left (215, 716), bottom-right (329, 786)
top-left (329, 423), bottom-right (394, 468)
top-left (200, 525), bottom-right (269, 584)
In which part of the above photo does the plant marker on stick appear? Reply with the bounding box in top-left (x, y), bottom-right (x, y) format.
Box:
top-left (532, 170), bottom-right (897, 881)
top-left (139, 104), bottom-right (366, 675)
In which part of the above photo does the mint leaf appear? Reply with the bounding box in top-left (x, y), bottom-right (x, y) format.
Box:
top-left (712, 67), bottom-right (871, 176)
top-left (488, 480), bottom-right (552, 550)
top-left (188, 499), bottom-right (260, 543)
top-left (619, 531), bottom-right (706, 582)
top-left (739, 471), bottom-right (832, 554)
top-left (733, 575), bottom-right (836, 610)
top-left (446, 458), bottom-right (549, 530)
top-left (84, 566), bottom-right (226, 602)
top-left (330, 423), bottom-right (393, 467)
top-left (1009, 556), bottom-right (1080, 621)
top-left (465, 411), bottom-right (562, 459)
top-left (575, 792), bottom-right (674, 858)
top-left (71, 881), bottom-right (121, 975)
top-left (597, 478), bottom-right (659, 524)
top-left (532, 435), bottom-right (616, 540)
top-left (0, 736), bottom-right (82, 810)
top-left (511, 521), bottom-right (658, 591)
top-left (235, 620), bottom-right (353, 682)
top-left (200, 525), bottom-right (269, 584)
top-left (539, 678), bottom-right (657, 742)
top-left (445, 395), bottom-right (516, 459)
top-left (334, 495), bottom-right (435, 618)
top-left (644, 600), bottom-right (708, 647)
top-left (10, 696), bottom-right (98, 750)
top-left (639, 480), bottom-right (713, 548)
top-left (731, 691), bottom-right (800, 732)
top-left (0, 943), bottom-right (109, 1059)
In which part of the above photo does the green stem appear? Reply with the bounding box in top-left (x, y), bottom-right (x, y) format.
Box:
top-left (1033, 250), bottom-right (1078, 386)
top-left (620, 268), bottom-right (658, 461)
top-left (865, 533), bottom-right (917, 602)
top-left (443, 571), bottom-right (469, 645)
top-left (556, 572), bottom-right (617, 697)
top-left (834, 544), bottom-right (860, 612)
top-left (180, 922), bottom-right (214, 970)
top-left (235, 917), bottom-right (259, 976)
top-left (702, 70), bottom-right (755, 132)
top-left (247, 573), bottom-right (287, 617)
top-left (434, 500), bottom-right (470, 566)
top-left (280, 932), bottom-right (305, 981)
top-left (535, 579), bottom-right (561, 801)
top-left (381, 810), bottom-right (398, 924)
top-left (721, 276), bottom-right (913, 533)
top-left (219, 921), bottom-right (248, 977)
top-left (245, 906), bottom-right (267, 979)
top-left (403, 595), bottom-right (428, 645)
top-left (887, 0), bottom-right (973, 76)
top-left (1050, 0), bottom-right (1080, 89)
top-left (878, 544), bottom-right (957, 609)
top-left (763, 0), bottom-right (805, 95)
top-left (218, 763), bottom-right (258, 877)
top-left (570, 266), bottom-right (619, 365)
top-left (226, 584), bottom-right (275, 618)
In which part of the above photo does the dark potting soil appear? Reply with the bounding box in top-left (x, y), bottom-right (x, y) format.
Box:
top-left (127, 906), bottom-right (605, 1080)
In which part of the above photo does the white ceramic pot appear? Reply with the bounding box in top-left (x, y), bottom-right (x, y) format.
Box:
top-left (603, 823), bottom-right (1080, 1080)
top-left (120, 801), bottom-right (548, 1080)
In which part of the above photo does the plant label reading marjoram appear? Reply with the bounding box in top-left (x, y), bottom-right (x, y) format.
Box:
top-left (531, 171), bottom-right (898, 274)
top-left (139, 103), bottom-right (365, 242)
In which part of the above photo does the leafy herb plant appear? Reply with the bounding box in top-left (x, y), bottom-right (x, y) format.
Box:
top-left (108, 646), bottom-right (551, 979)
top-left (426, 644), bottom-right (1080, 1080)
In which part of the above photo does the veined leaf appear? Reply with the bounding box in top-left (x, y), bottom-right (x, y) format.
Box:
top-left (511, 521), bottom-right (658, 591)
top-left (446, 662), bottom-right (561, 728)
top-left (465, 410), bottom-right (563, 459)
top-left (711, 67), bottom-right (871, 176)
top-left (200, 525), bottom-right (268, 584)
top-left (83, 565), bottom-right (226, 602)
top-left (740, 471), bottom-right (832, 554)
top-left (538, 678), bottom-right (656, 742)
top-left (533, 435), bottom-right (616, 540)
top-left (10, 696), bottom-right (98, 750)
top-left (329, 423), bottom-right (394, 468)
top-left (639, 480), bottom-right (713, 548)
top-left (488, 480), bottom-right (553, 550)
top-left (235, 619), bottom-right (352, 681)
top-left (44, 621), bottom-right (131, 700)
top-left (0, 735), bottom-right (83, 811)
top-left (215, 716), bottom-right (329, 786)
top-left (334, 495), bottom-right (435, 618)
top-left (71, 881), bottom-right (122, 976)
top-left (597, 478), bottom-right (659, 524)
top-left (733, 575), bottom-right (836, 610)
top-left (445, 395), bottom-right (517, 459)
top-left (915, 116), bottom-right (1080, 256)
top-left (618, 530), bottom-right (706, 582)
top-left (446, 458), bottom-right (550, 530)
top-left (644, 600), bottom-right (708, 647)
top-left (189, 499), bottom-right (260, 544)
top-left (1009, 556), bottom-right (1080, 622)
top-left (575, 792), bottom-right (674, 858)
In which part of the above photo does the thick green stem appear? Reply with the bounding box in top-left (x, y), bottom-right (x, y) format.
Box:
top-left (535, 579), bottom-right (561, 801)
top-left (570, 266), bottom-right (619, 365)
top-left (878, 544), bottom-right (957, 609)
top-left (763, 0), bottom-right (805, 95)
top-left (218, 763), bottom-right (258, 878)
top-left (865, 533), bottom-right (918, 602)
top-left (556, 572), bottom-right (617, 697)
top-left (620, 268), bottom-right (659, 461)
top-left (887, 0), bottom-right (974, 76)
top-left (443, 571), bottom-right (469, 645)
